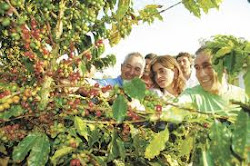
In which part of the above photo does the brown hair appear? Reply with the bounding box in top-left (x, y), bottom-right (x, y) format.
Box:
top-left (176, 52), bottom-right (194, 64)
top-left (151, 55), bottom-right (186, 95)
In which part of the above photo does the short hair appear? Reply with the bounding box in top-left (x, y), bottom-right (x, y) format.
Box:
top-left (176, 52), bottom-right (193, 63)
top-left (195, 46), bottom-right (211, 56)
top-left (123, 52), bottom-right (145, 67)
top-left (145, 53), bottom-right (157, 60)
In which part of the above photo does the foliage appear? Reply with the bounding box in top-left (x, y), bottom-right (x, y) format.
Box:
top-left (0, 0), bottom-right (249, 165)
top-left (204, 35), bottom-right (250, 96)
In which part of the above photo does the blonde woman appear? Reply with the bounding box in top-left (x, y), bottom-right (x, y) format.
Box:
top-left (151, 55), bottom-right (186, 98)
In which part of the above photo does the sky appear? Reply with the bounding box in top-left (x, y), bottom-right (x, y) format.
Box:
top-left (97, 0), bottom-right (250, 78)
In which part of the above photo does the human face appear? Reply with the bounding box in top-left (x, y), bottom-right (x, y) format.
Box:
top-left (152, 62), bottom-right (175, 89)
top-left (142, 74), bottom-right (155, 89)
top-left (121, 56), bottom-right (144, 80)
top-left (194, 52), bottom-right (219, 94)
top-left (176, 56), bottom-right (191, 75)
top-left (145, 59), bottom-right (151, 73)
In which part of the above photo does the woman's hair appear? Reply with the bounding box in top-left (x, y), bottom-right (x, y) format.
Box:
top-left (151, 55), bottom-right (186, 95)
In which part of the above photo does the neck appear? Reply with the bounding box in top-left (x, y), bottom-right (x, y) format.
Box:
top-left (184, 72), bottom-right (191, 80)
top-left (210, 78), bottom-right (228, 95)
top-left (163, 85), bottom-right (178, 97)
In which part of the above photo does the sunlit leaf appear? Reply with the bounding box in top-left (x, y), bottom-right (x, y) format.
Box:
top-left (28, 134), bottom-right (50, 166)
top-left (0, 105), bottom-right (24, 120)
top-left (107, 131), bottom-right (119, 161)
top-left (115, 0), bottom-right (130, 20)
top-left (123, 78), bottom-right (146, 100)
top-left (50, 147), bottom-right (74, 166)
top-left (179, 136), bottom-right (194, 157)
top-left (109, 24), bottom-right (121, 46)
top-left (182, 0), bottom-right (201, 17)
top-left (38, 76), bottom-right (53, 110)
top-left (214, 46), bottom-right (233, 58)
top-left (78, 61), bottom-right (87, 76)
top-left (145, 127), bottom-right (169, 159)
top-left (232, 110), bottom-right (250, 159)
top-left (112, 95), bottom-right (128, 123)
top-left (12, 133), bottom-right (40, 163)
top-left (244, 69), bottom-right (250, 97)
top-left (74, 116), bottom-right (89, 141)
top-left (209, 120), bottom-right (232, 165)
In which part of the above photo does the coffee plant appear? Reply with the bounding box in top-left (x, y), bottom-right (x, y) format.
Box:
top-left (0, 0), bottom-right (249, 165)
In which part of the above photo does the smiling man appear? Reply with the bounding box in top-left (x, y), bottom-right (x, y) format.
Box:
top-left (95, 52), bottom-right (145, 87)
top-left (177, 47), bottom-right (248, 114)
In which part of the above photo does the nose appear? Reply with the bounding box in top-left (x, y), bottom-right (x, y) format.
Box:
top-left (155, 73), bottom-right (161, 81)
top-left (199, 68), bottom-right (207, 77)
top-left (179, 61), bottom-right (184, 66)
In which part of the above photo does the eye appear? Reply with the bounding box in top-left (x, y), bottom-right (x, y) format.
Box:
top-left (135, 67), bottom-right (141, 72)
top-left (125, 65), bottom-right (132, 69)
top-left (203, 63), bottom-right (212, 69)
top-left (194, 65), bottom-right (200, 70)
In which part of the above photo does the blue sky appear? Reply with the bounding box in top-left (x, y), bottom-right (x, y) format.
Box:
top-left (99, 0), bottom-right (250, 77)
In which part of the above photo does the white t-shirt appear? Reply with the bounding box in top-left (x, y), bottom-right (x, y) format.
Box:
top-left (185, 68), bottom-right (199, 89)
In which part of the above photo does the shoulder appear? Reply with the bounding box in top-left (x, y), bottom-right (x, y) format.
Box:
top-left (182, 85), bottom-right (203, 95)
top-left (227, 84), bottom-right (249, 103)
top-left (94, 76), bottom-right (123, 87)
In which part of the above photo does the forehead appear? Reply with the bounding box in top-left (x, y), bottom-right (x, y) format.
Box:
top-left (124, 56), bottom-right (144, 67)
top-left (152, 62), bottom-right (164, 71)
top-left (177, 56), bottom-right (189, 62)
top-left (194, 52), bottom-right (211, 65)
top-left (146, 59), bottom-right (151, 64)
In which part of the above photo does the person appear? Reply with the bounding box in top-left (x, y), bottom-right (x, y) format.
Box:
top-left (141, 53), bottom-right (157, 89)
top-left (176, 52), bottom-right (198, 88)
top-left (151, 55), bottom-right (186, 98)
top-left (94, 52), bottom-right (145, 87)
top-left (177, 47), bottom-right (249, 114)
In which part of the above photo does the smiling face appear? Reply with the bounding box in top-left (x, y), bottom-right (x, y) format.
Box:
top-left (194, 51), bottom-right (219, 94)
top-left (121, 55), bottom-right (144, 80)
top-left (152, 62), bottom-right (175, 89)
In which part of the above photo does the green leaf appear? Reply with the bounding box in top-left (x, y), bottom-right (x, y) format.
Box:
top-left (78, 61), bottom-right (87, 76)
top-left (50, 146), bottom-right (74, 166)
top-left (88, 128), bottom-right (100, 147)
top-left (109, 24), bottom-right (122, 46)
top-left (123, 77), bottom-right (146, 100)
top-left (213, 58), bottom-right (224, 82)
top-left (182, 0), bottom-right (201, 17)
top-left (198, 0), bottom-right (217, 13)
top-left (223, 52), bottom-right (235, 76)
top-left (244, 69), bottom-right (250, 97)
top-left (209, 120), bottom-right (232, 165)
top-left (74, 116), bottom-right (88, 141)
top-left (38, 76), bottom-right (53, 110)
top-left (115, 0), bottom-right (130, 20)
top-left (28, 134), bottom-right (50, 166)
top-left (145, 127), bottom-right (169, 159)
top-left (112, 95), bottom-right (128, 123)
top-left (179, 136), bottom-right (194, 157)
top-left (0, 105), bottom-right (24, 120)
top-left (214, 46), bottom-right (233, 58)
top-left (116, 137), bottom-right (125, 160)
top-left (107, 131), bottom-right (119, 161)
top-left (139, 5), bottom-right (163, 23)
top-left (232, 110), bottom-right (250, 160)
top-left (12, 133), bottom-right (40, 162)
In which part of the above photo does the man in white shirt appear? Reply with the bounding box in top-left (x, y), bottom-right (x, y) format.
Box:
top-left (176, 52), bottom-right (198, 88)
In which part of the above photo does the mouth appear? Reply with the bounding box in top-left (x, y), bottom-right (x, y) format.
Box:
top-left (157, 80), bottom-right (165, 86)
top-left (201, 79), bottom-right (210, 83)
